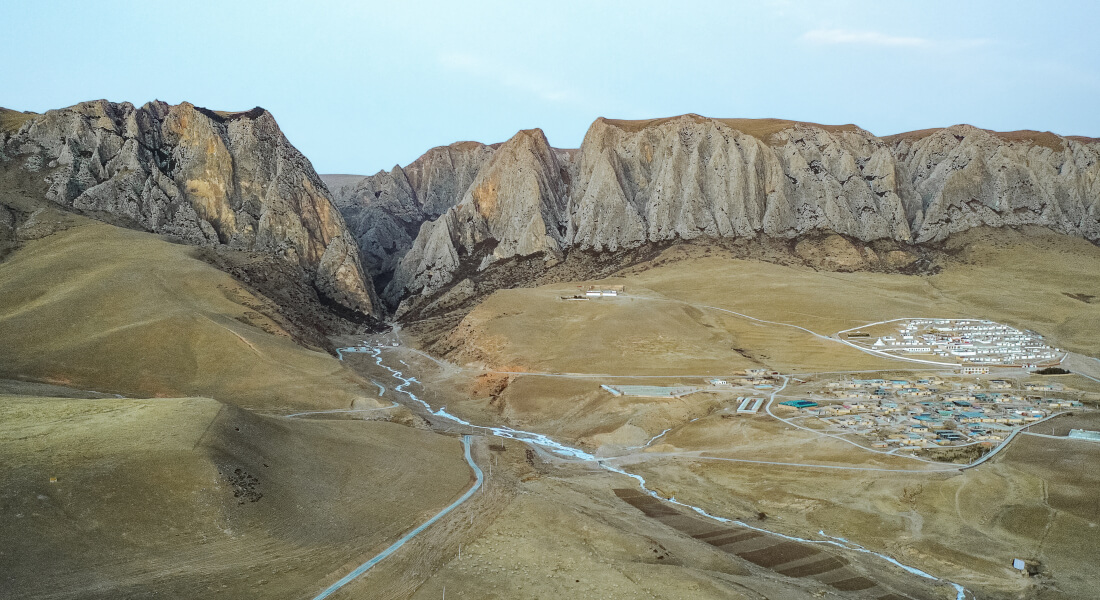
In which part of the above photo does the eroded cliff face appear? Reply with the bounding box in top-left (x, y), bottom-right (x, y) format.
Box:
top-left (379, 114), bottom-right (1099, 302)
top-left (0, 100), bottom-right (378, 316)
top-left (887, 125), bottom-right (1100, 242)
top-left (568, 116), bottom-right (916, 250)
top-left (329, 141), bottom-right (495, 300)
top-left (385, 129), bottom-right (569, 304)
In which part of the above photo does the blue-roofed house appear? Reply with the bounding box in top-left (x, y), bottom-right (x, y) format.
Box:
top-left (958, 411), bottom-right (986, 423)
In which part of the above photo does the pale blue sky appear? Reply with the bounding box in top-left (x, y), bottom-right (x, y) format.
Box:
top-left (3, 1), bottom-right (1098, 174)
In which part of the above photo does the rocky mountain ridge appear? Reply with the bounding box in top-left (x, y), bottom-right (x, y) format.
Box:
top-left (325, 140), bottom-right (497, 294)
top-left (0, 100), bottom-right (379, 317)
top-left (335, 114), bottom-right (1099, 308)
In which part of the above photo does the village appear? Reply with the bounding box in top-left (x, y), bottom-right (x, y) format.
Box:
top-left (846, 318), bottom-right (1063, 366)
top-left (776, 375), bottom-right (1081, 450)
top-left (601, 367), bottom-right (1085, 453)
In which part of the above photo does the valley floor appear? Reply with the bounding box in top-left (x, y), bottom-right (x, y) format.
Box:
top-left (3, 218), bottom-right (1099, 599)
top-left (327, 231), bottom-right (1100, 599)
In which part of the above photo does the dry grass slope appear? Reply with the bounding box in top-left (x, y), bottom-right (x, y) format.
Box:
top-left (883, 127), bottom-right (1092, 151)
top-left (0, 395), bottom-right (471, 599)
top-left (0, 107), bottom-right (37, 133)
top-left (0, 220), bottom-right (375, 410)
top-left (417, 226), bottom-right (1100, 458)
top-left (601, 115), bottom-right (862, 143)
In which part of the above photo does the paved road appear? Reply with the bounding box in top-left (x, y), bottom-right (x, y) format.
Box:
top-left (1063, 352), bottom-right (1100, 383)
top-left (284, 403), bottom-right (398, 419)
top-left (632, 296), bottom-right (963, 367)
top-left (960, 411), bottom-right (1066, 470)
top-left (763, 377), bottom-right (946, 466)
top-left (350, 341), bottom-right (1066, 472)
top-left (611, 452), bottom-right (963, 474)
top-left (1018, 431), bottom-right (1094, 441)
top-left (342, 299), bottom-right (1095, 475)
top-left (360, 342), bottom-right (978, 599)
top-left (310, 434), bottom-right (484, 600)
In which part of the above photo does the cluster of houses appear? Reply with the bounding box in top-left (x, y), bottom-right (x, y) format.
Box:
top-left (709, 369), bottom-right (779, 390)
top-left (777, 376), bottom-right (1081, 449)
top-left (866, 319), bottom-right (1061, 366)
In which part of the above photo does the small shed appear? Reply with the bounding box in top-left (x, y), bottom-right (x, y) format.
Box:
top-left (1012, 558), bottom-right (1040, 576)
top-left (1068, 429), bottom-right (1100, 442)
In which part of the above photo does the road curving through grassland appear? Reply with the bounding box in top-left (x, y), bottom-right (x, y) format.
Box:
top-left (310, 434), bottom-right (484, 600)
top-left (340, 345), bottom-right (972, 600)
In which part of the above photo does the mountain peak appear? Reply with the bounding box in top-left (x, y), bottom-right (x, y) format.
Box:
top-left (368, 114), bottom-right (1100, 305)
top-left (0, 99), bottom-right (379, 317)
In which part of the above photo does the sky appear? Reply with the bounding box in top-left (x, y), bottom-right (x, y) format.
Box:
top-left (3, 1), bottom-right (1099, 174)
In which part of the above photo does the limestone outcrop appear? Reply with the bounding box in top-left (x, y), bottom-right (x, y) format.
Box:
top-left (328, 141), bottom-right (495, 299)
top-left (376, 115), bottom-right (1099, 301)
top-left (886, 126), bottom-right (1100, 242)
top-left (568, 116), bottom-right (915, 249)
top-left (0, 100), bottom-right (378, 316)
top-left (385, 129), bottom-right (568, 303)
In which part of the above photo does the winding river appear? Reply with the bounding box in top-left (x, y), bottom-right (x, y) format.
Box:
top-left (341, 344), bottom-right (969, 600)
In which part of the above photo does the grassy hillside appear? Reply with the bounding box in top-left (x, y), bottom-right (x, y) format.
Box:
top-left (0, 219), bottom-right (376, 410)
top-left (381, 225), bottom-right (1100, 598)
top-left (0, 107), bottom-right (36, 133)
top-left (0, 395), bottom-right (472, 599)
top-left (438, 227), bottom-right (1100, 377)
top-left (602, 115), bottom-right (862, 141)
top-left (0, 186), bottom-right (485, 598)
top-left (618, 228), bottom-right (1100, 358)
top-left (399, 227), bottom-right (1100, 454)
top-left (614, 410), bottom-right (1100, 600)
